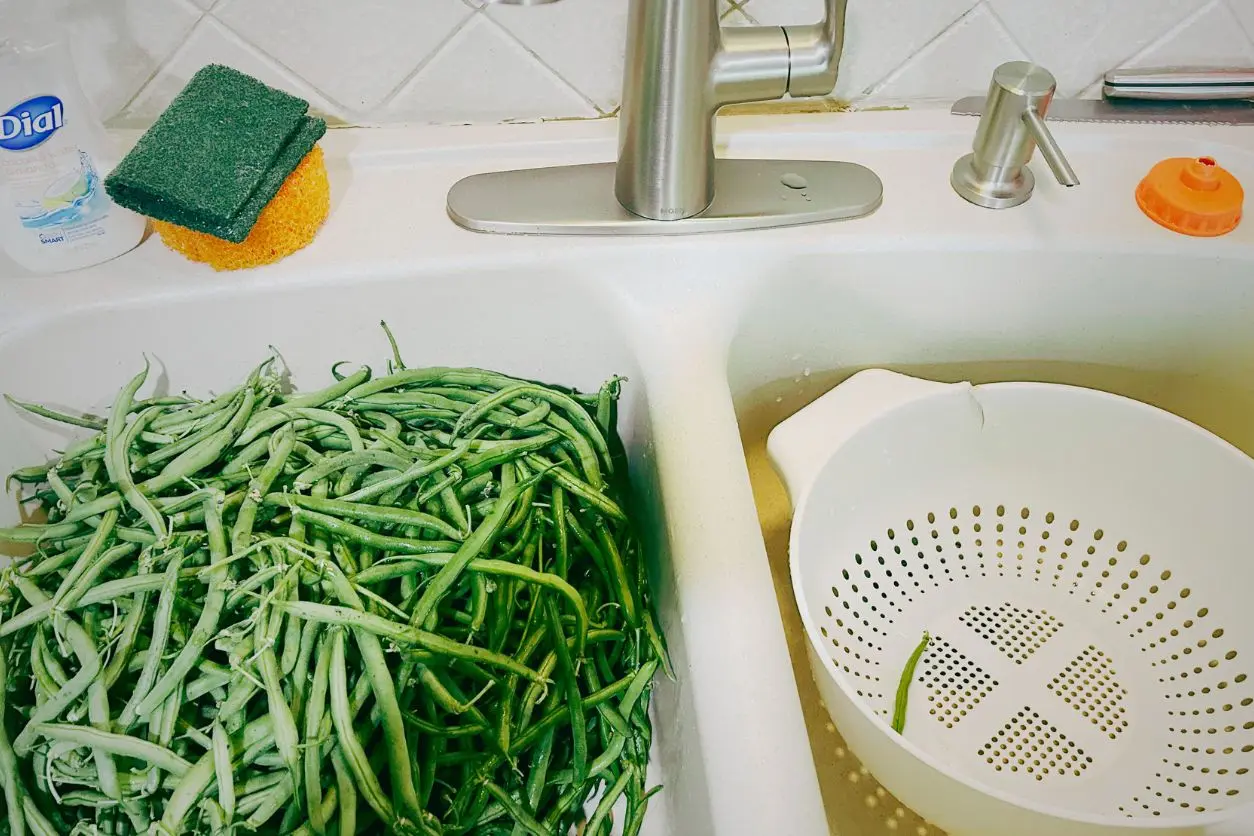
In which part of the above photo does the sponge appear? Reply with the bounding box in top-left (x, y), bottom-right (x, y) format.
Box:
top-left (104, 64), bottom-right (327, 244)
top-left (152, 145), bottom-right (329, 271)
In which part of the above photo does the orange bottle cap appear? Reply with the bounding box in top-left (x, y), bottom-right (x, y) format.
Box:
top-left (1136, 156), bottom-right (1243, 237)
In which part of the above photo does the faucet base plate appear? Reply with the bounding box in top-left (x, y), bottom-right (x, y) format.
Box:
top-left (447, 159), bottom-right (883, 235)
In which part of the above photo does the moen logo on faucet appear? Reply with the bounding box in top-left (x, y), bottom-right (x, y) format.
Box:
top-left (0, 96), bottom-right (65, 151)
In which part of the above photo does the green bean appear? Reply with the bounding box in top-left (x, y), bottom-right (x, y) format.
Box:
top-left (450, 381), bottom-right (612, 479)
top-left (149, 387), bottom-right (238, 432)
top-left (328, 629), bottom-right (396, 828)
top-left (331, 749), bottom-right (356, 836)
top-left (133, 394), bottom-right (239, 472)
top-left (11, 583), bottom-right (97, 754)
top-left (236, 407), bottom-right (364, 453)
top-left (185, 663), bottom-right (233, 703)
top-left (544, 597), bottom-right (586, 785)
top-left (586, 765), bottom-right (633, 836)
top-left (30, 724), bottom-right (191, 777)
top-left (338, 442), bottom-right (470, 505)
top-left (13, 542), bottom-right (135, 635)
top-left (157, 716), bottom-right (274, 835)
top-left (265, 493), bottom-right (463, 541)
top-left (119, 552), bottom-right (183, 728)
top-left (232, 423), bottom-right (296, 555)
top-left (458, 434), bottom-right (559, 479)
top-left (5, 395), bottom-right (106, 431)
top-left (0, 521), bottom-right (82, 543)
top-left (134, 492), bottom-right (229, 718)
top-left (281, 366), bottom-right (370, 410)
top-left (146, 385), bottom-right (257, 495)
top-left (209, 721), bottom-right (234, 826)
top-left (22, 796), bottom-right (57, 836)
top-left (402, 714), bottom-right (484, 738)
top-left (105, 366), bottom-right (167, 537)
top-left (0, 651), bottom-right (27, 836)
top-left (257, 598), bottom-right (303, 806)
top-left (354, 555), bottom-right (587, 641)
top-left (483, 782), bottom-right (552, 836)
top-left (288, 508), bottom-right (457, 555)
top-left (277, 601), bottom-right (545, 684)
top-left (526, 454), bottom-right (625, 522)
top-left (218, 432), bottom-right (271, 478)
top-left (893, 631), bottom-right (931, 734)
top-left (303, 632), bottom-right (332, 836)
top-left (7, 462), bottom-right (51, 485)
top-left (596, 519), bottom-right (639, 628)
top-left (103, 588), bottom-right (151, 690)
top-left (409, 474), bottom-right (525, 630)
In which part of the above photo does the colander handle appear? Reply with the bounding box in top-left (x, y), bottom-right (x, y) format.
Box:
top-left (766, 369), bottom-right (967, 505)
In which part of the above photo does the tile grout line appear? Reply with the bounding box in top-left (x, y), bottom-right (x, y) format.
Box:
top-left (205, 10), bottom-right (355, 122)
top-left (1220, 0), bottom-right (1254, 47)
top-left (112, 13), bottom-right (205, 123)
top-left (981, 0), bottom-right (1036, 63)
top-left (725, 0), bottom-right (756, 24)
top-left (1109, 0), bottom-right (1221, 84)
top-left (477, 12), bottom-right (607, 115)
top-left (861, 0), bottom-right (992, 101)
top-left (371, 8), bottom-right (484, 117)
top-left (110, 0), bottom-right (206, 123)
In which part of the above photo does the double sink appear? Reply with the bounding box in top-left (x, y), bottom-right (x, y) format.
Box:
top-left (0, 109), bottom-right (1251, 835)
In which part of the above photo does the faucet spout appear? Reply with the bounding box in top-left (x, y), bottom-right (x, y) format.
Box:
top-left (615, 0), bottom-right (848, 221)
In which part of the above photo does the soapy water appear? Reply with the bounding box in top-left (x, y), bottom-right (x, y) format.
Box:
top-left (17, 150), bottom-right (104, 230)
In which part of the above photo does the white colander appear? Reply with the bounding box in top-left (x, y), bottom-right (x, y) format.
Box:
top-left (767, 370), bottom-right (1254, 836)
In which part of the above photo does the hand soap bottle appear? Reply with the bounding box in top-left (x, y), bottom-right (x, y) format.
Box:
top-left (0, 1), bottom-right (145, 273)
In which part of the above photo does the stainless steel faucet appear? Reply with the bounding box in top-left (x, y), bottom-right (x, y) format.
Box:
top-left (616, 0), bottom-right (843, 220)
top-left (951, 61), bottom-right (1079, 209)
top-left (448, 0), bottom-right (882, 235)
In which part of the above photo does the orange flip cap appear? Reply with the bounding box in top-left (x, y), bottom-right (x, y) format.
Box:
top-left (1136, 156), bottom-right (1243, 237)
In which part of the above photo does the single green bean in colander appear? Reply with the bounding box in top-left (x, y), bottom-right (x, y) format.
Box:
top-left (892, 631), bottom-right (931, 735)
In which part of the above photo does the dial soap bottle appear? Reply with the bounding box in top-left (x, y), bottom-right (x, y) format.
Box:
top-left (0, 2), bottom-right (145, 272)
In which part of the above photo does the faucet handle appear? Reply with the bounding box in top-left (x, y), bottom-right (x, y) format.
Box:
top-left (784, 0), bottom-right (846, 97)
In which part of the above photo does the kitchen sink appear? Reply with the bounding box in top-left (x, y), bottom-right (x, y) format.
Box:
top-left (729, 249), bottom-right (1254, 836)
top-left (0, 110), bottom-right (1251, 835)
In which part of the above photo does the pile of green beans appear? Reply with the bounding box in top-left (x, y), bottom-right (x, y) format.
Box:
top-left (0, 340), bottom-right (669, 836)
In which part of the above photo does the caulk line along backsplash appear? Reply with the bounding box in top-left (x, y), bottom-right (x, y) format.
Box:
top-left (65, 0), bottom-right (1254, 128)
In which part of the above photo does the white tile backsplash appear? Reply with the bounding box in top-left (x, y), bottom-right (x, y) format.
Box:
top-left (213, 0), bottom-right (474, 117)
top-left (988, 0), bottom-right (1208, 94)
top-left (55, 0), bottom-right (1254, 127)
top-left (382, 14), bottom-right (596, 125)
top-left (486, 2), bottom-right (628, 113)
top-left (118, 16), bottom-right (343, 125)
top-left (867, 4), bottom-right (1027, 103)
top-left (64, 0), bottom-right (201, 120)
top-left (1126, 0), bottom-right (1254, 71)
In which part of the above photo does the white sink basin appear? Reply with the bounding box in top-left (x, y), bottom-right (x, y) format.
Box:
top-left (1, 109), bottom-right (1251, 835)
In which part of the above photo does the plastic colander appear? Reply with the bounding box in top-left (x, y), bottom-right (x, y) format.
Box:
top-left (767, 370), bottom-right (1254, 836)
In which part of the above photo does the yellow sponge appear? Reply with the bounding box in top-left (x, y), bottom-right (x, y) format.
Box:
top-left (152, 145), bottom-right (330, 271)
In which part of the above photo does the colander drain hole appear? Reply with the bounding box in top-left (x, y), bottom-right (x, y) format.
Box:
top-left (920, 636), bottom-right (997, 728)
top-left (976, 708), bottom-right (1092, 780)
top-left (1050, 646), bottom-right (1130, 739)
top-left (959, 603), bottom-right (1061, 664)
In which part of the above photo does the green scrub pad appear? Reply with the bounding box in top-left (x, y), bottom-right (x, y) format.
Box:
top-left (104, 64), bottom-right (328, 243)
